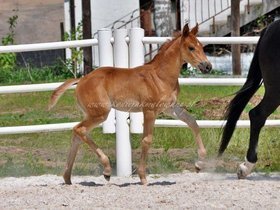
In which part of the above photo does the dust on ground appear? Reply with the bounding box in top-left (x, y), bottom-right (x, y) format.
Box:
top-left (0, 172), bottom-right (279, 209)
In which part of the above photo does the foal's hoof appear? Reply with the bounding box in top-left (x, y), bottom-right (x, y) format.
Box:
top-left (64, 180), bottom-right (72, 185)
top-left (140, 178), bottom-right (148, 186)
top-left (195, 160), bottom-right (204, 172)
top-left (63, 174), bottom-right (72, 185)
top-left (103, 174), bottom-right (111, 182)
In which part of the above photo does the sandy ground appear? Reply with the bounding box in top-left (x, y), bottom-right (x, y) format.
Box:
top-left (0, 171), bottom-right (279, 209)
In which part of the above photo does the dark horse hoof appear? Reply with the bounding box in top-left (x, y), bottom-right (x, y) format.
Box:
top-left (104, 174), bottom-right (111, 181)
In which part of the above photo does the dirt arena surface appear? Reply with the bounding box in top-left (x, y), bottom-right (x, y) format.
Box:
top-left (0, 171), bottom-right (279, 209)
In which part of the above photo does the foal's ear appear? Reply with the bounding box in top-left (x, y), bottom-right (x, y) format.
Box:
top-left (182, 23), bottom-right (190, 37)
top-left (191, 23), bottom-right (199, 35)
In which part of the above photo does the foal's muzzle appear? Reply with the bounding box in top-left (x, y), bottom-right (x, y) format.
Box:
top-left (198, 61), bottom-right (212, 74)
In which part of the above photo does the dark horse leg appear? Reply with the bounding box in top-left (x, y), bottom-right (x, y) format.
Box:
top-left (219, 20), bottom-right (280, 179)
top-left (239, 21), bottom-right (280, 178)
top-left (238, 91), bottom-right (280, 178)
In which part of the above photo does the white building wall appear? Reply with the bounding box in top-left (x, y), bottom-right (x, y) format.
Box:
top-left (90, 0), bottom-right (140, 67)
top-left (180, 0), bottom-right (263, 35)
top-left (91, 0), bottom-right (140, 35)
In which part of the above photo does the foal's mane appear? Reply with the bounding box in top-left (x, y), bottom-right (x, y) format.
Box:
top-left (146, 33), bottom-right (181, 64)
top-left (159, 34), bottom-right (181, 52)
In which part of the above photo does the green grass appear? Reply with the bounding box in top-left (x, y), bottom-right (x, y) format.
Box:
top-left (0, 65), bottom-right (74, 85)
top-left (0, 85), bottom-right (279, 177)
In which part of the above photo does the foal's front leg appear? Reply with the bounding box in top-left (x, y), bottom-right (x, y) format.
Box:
top-left (164, 104), bottom-right (206, 169)
top-left (138, 110), bottom-right (156, 185)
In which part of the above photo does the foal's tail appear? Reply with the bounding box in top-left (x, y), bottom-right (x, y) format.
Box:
top-left (218, 30), bottom-right (267, 156)
top-left (48, 78), bottom-right (80, 110)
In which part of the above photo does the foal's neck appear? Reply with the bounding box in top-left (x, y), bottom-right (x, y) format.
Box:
top-left (155, 37), bottom-right (183, 87)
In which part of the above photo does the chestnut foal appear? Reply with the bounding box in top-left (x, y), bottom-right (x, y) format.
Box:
top-left (49, 23), bottom-right (212, 185)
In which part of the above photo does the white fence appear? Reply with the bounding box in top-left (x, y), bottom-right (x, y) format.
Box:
top-left (1, 30), bottom-right (277, 176)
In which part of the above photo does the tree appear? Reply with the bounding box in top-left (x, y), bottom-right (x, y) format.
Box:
top-left (82, 0), bottom-right (92, 74)
top-left (69, 0), bottom-right (92, 75)
top-left (231, 0), bottom-right (241, 75)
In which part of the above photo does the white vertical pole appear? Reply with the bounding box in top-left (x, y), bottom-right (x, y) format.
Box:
top-left (74, 0), bottom-right (83, 74)
top-left (63, 0), bottom-right (71, 35)
top-left (74, 0), bottom-right (82, 28)
top-left (98, 29), bottom-right (116, 134)
top-left (113, 29), bottom-right (132, 177)
top-left (90, 0), bottom-right (99, 67)
top-left (64, 0), bottom-right (71, 60)
top-left (180, 0), bottom-right (186, 29)
top-left (129, 28), bottom-right (144, 134)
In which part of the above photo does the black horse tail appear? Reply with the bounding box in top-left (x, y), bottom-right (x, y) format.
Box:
top-left (218, 29), bottom-right (267, 156)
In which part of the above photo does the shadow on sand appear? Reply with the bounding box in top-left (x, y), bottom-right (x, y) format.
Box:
top-left (77, 180), bottom-right (176, 187)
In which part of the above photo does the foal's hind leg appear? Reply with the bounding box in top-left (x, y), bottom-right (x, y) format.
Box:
top-left (63, 134), bottom-right (82, 184)
top-left (238, 92), bottom-right (280, 179)
top-left (64, 117), bottom-right (112, 184)
top-left (164, 104), bottom-right (206, 161)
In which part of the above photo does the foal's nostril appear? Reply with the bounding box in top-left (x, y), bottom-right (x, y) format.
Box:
top-left (202, 61), bottom-right (212, 72)
top-left (198, 61), bottom-right (212, 73)
top-left (206, 62), bottom-right (212, 72)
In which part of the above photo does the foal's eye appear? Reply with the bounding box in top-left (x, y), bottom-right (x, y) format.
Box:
top-left (189, 46), bottom-right (195, 52)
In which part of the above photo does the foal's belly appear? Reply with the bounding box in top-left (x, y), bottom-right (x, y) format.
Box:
top-left (112, 99), bottom-right (143, 112)
top-left (111, 95), bottom-right (177, 113)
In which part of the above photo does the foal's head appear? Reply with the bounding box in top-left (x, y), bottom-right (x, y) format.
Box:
top-left (180, 23), bottom-right (212, 73)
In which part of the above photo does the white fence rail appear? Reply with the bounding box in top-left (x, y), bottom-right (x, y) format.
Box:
top-left (1, 32), bottom-right (273, 176)
top-left (142, 36), bottom-right (260, 45)
top-left (0, 36), bottom-right (259, 53)
top-left (2, 119), bottom-right (280, 135)
top-left (0, 39), bottom-right (98, 53)
top-left (0, 78), bottom-right (247, 94)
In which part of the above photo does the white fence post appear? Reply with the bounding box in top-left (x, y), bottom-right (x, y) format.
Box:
top-left (74, 0), bottom-right (82, 29)
top-left (63, 0), bottom-right (71, 61)
top-left (91, 0), bottom-right (99, 67)
top-left (129, 28), bottom-right (144, 134)
top-left (98, 29), bottom-right (116, 133)
top-left (113, 29), bottom-right (132, 176)
top-left (74, 0), bottom-right (83, 74)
